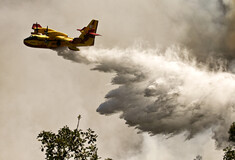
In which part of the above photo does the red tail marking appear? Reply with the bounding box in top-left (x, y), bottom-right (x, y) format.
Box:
top-left (89, 32), bottom-right (101, 36)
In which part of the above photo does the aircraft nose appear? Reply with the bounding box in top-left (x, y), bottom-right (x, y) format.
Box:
top-left (23, 39), bottom-right (29, 46)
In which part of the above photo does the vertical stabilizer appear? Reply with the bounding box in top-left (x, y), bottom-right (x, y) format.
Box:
top-left (73, 20), bottom-right (100, 46)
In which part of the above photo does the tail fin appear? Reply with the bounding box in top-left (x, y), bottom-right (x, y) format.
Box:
top-left (72, 20), bottom-right (100, 46)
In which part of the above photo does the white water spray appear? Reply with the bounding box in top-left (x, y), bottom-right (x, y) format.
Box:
top-left (55, 45), bottom-right (235, 148)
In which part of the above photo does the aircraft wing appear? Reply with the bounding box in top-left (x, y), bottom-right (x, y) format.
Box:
top-left (31, 23), bottom-right (68, 38)
top-left (44, 31), bottom-right (67, 38)
top-left (55, 36), bottom-right (73, 42)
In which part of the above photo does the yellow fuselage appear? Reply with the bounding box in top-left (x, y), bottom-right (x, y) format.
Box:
top-left (24, 34), bottom-right (73, 49)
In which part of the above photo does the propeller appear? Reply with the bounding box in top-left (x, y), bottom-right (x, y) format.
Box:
top-left (44, 26), bottom-right (49, 35)
top-left (35, 22), bottom-right (39, 34)
top-left (44, 26), bottom-right (49, 43)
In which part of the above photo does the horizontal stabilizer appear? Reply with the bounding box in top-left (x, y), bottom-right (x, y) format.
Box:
top-left (89, 32), bottom-right (101, 36)
top-left (77, 27), bottom-right (85, 32)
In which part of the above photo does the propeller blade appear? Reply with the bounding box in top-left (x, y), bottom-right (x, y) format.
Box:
top-left (45, 26), bottom-right (49, 35)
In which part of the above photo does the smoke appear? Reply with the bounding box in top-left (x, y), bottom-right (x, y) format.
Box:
top-left (181, 0), bottom-right (235, 61)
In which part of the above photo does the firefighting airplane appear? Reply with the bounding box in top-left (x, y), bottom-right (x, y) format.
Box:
top-left (23, 20), bottom-right (100, 51)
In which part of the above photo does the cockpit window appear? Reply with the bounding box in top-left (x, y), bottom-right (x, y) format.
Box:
top-left (25, 36), bottom-right (38, 40)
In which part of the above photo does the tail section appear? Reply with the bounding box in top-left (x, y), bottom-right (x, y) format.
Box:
top-left (72, 19), bottom-right (100, 46)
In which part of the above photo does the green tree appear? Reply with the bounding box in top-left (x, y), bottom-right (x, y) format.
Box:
top-left (223, 122), bottom-right (235, 160)
top-left (37, 115), bottom-right (111, 160)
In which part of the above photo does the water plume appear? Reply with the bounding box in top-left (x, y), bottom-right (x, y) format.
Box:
top-left (54, 45), bottom-right (235, 148)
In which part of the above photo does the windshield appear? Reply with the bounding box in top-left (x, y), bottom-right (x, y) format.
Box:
top-left (25, 35), bottom-right (38, 40)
